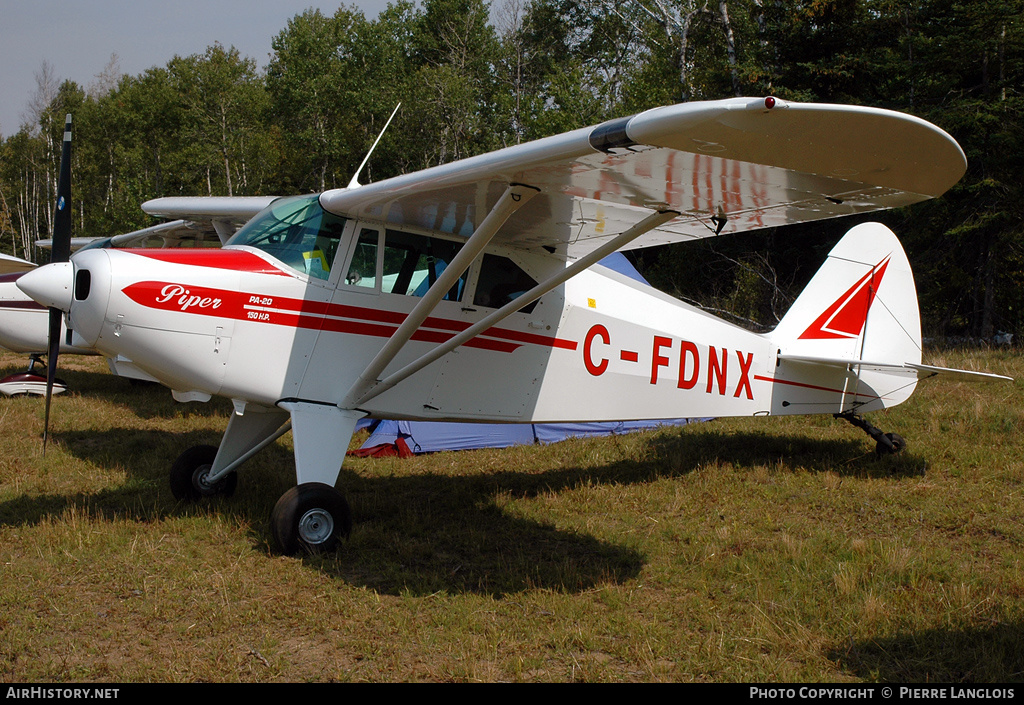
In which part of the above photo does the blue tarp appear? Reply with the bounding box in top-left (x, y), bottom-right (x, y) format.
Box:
top-left (354, 417), bottom-right (703, 456)
top-left (598, 251), bottom-right (648, 282)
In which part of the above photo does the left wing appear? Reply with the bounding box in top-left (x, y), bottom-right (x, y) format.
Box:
top-left (320, 97), bottom-right (966, 257)
top-left (37, 197), bottom-right (279, 254)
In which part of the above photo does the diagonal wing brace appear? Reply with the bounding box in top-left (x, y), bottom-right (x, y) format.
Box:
top-left (339, 183), bottom-right (540, 408)
top-left (348, 208), bottom-right (681, 408)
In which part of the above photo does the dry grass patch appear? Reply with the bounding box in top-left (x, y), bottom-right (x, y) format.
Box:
top-left (0, 348), bottom-right (1022, 681)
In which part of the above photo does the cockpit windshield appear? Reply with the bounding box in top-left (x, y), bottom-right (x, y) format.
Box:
top-left (227, 194), bottom-right (348, 280)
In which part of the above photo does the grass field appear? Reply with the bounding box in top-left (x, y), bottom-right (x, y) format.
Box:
top-left (0, 348), bottom-right (1021, 682)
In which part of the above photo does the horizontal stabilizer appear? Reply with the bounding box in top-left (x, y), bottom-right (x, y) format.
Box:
top-left (907, 362), bottom-right (1013, 382)
top-left (779, 354), bottom-right (1012, 382)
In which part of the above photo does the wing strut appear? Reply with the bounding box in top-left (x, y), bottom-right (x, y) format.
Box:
top-left (339, 183), bottom-right (539, 408)
top-left (349, 208), bottom-right (681, 407)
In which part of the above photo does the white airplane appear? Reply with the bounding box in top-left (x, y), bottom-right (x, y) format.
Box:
top-left (0, 253), bottom-right (74, 395)
top-left (18, 98), bottom-right (1010, 555)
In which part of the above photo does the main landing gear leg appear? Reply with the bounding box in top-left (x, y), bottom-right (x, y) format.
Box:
top-left (170, 404), bottom-right (290, 501)
top-left (272, 403), bottom-right (366, 555)
top-left (835, 410), bottom-right (906, 456)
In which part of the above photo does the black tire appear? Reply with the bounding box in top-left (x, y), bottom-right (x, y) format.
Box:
top-left (876, 432), bottom-right (906, 456)
top-left (272, 482), bottom-right (352, 555)
top-left (170, 444), bottom-right (238, 500)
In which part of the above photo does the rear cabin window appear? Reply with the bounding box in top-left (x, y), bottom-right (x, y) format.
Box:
top-left (381, 230), bottom-right (465, 300)
top-left (473, 254), bottom-right (539, 314)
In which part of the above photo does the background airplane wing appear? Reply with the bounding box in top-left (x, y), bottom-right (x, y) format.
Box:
top-left (36, 219), bottom-right (227, 254)
top-left (0, 253), bottom-right (36, 275)
top-left (37, 197), bottom-right (279, 255)
top-left (138, 196), bottom-right (279, 244)
top-left (319, 97), bottom-right (967, 258)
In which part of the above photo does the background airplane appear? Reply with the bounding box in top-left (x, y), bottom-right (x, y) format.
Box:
top-left (17, 98), bottom-right (1011, 555)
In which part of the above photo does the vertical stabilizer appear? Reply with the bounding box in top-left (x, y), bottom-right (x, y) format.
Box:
top-left (768, 222), bottom-right (922, 413)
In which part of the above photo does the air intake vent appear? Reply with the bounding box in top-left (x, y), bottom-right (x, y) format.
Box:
top-left (74, 269), bottom-right (91, 301)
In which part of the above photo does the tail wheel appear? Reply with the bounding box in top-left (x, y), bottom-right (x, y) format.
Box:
top-left (170, 444), bottom-right (238, 500)
top-left (876, 432), bottom-right (906, 456)
top-left (272, 482), bottom-right (352, 555)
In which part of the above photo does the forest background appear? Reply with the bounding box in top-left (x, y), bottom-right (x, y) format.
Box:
top-left (0, 0), bottom-right (1020, 340)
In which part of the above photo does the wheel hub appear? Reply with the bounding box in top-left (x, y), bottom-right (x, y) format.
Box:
top-left (298, 508), bottom-right (334, 545)
top-left (192, 465), bottom-right (219, 496)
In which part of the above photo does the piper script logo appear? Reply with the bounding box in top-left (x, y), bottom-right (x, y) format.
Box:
top-left (155, 284), bottom-right (223, 312)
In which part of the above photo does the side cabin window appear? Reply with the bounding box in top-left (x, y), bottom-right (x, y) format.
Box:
top-left (473, 254), bottom-right (539, 314)
top-left (227, 194), bottom-right (348, 281)
top-left (381, 229), bottom-right (465, 300)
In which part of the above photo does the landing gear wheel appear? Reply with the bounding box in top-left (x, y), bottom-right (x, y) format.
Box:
top-left (272, 482), bottom-right (352, 555)
top-left (876, 432), bottom-right (906, 456)
top-left (170, 444), bottom-right (238, 500)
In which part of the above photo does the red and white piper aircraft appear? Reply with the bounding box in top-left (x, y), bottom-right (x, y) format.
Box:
top-left (17, 98), bottom-right (1010, 554)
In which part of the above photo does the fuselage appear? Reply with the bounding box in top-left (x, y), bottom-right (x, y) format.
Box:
top-left (33, 195), bottom-right (906, 424)
top-left (69, 242), bottom-right (778, 422)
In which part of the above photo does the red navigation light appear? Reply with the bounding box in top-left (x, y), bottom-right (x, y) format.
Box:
top-left (764, 96), bottom-right (776, 110)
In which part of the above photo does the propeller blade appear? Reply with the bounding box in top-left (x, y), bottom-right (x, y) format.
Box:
top-left (43, 308), bottom-right (62, 452)
top-left (51, 115), bottom-right (72, 264)
top-left (43, 114), bottom-right (72, 454)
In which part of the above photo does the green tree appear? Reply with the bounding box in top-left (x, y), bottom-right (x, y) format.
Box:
top-left (404, 0), bottom-right (503, 164)
top-left (875, 0), bottom-right (1024, 338)
top-left (267, 8), bottom-right (360, 192)
top-left (94, 68), bottom-right (188, 228)
top-left (168, 44), bottom-right (271, 197)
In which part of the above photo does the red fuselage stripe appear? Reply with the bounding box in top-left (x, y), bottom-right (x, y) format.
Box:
top-left (123, 249), bottom-right (579, 351)
top-left (122, 280), bottom-right (575, 354)
top-left (0, 300), bottom-right (45, 310)
top-left (753, 374), bottom-right (882, 400)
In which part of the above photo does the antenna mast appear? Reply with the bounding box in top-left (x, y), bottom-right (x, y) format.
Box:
top-left (346, 103), bottom-right (401, 190)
